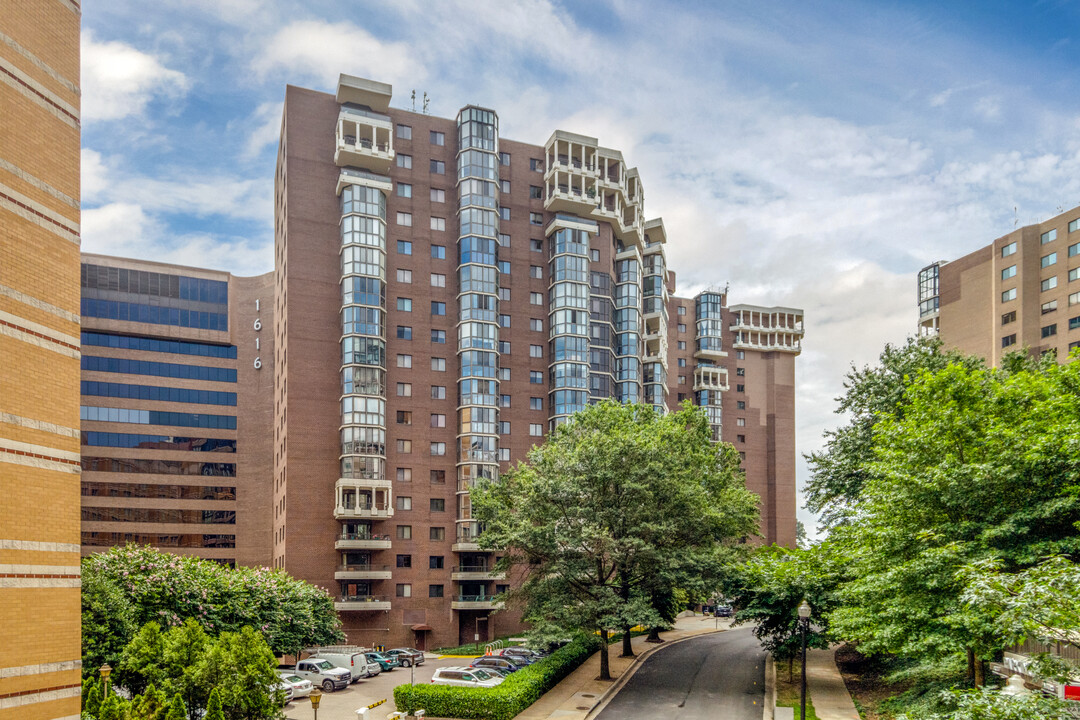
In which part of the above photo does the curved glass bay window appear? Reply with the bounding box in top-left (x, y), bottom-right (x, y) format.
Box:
top-left (614, 253), bottom-right (643, 403)
top-left (548, 221), bottom-right (594, 427)
top-left (694, 291), bottom-right (727, 441)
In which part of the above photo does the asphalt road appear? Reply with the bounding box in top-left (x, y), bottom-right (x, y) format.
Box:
top-left (595, 626), bottom-right (767, 720)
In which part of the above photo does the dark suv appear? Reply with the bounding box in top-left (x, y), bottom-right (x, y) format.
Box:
top-left (715, 605), bottom-right (734, 617)
top-left (470, 656), bottom-right (524, 673)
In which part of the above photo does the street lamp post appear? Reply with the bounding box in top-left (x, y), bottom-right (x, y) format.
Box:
top-left (798, 600), bottom-right (811, 720)
top-left (310, 687), bottom-right (322, 720)
top-left (99, 664), bottom-right (112, 698)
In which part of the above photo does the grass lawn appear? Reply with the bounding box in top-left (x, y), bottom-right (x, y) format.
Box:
top-left (775, 658), bottom-right (821, 720)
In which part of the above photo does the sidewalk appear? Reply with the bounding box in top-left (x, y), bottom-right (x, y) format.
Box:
top-left (514, 614), bottom-right (731, 720)
top-left (805, 647), bottom-right (860, 720)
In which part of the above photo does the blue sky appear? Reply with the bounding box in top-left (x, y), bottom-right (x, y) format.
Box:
top-left (80, 0), bottom-right (1080, 535)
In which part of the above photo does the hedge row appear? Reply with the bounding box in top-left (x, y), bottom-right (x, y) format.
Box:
top-left (393, 635), bottom-right (600, 720)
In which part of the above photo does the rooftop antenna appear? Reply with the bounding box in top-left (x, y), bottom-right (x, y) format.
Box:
top-left (1014, 206), bottom-right (1018, 228)
top-left (422, 92), bottom-right (429, 115)
top-left (410, 90), bottom-right (416, 112)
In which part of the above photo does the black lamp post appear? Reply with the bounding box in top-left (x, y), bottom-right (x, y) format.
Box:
top-left (798, 600), bottom-right (811, 720)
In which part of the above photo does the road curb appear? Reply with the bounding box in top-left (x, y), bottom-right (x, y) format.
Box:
top-left (763, 653), bottom-right (775, 720)
top-left (583, 627), bottom-right (727, 719)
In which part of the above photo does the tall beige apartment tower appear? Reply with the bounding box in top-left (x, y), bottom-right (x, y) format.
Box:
top-left (0, 1), bottom-right (83, 718)
top-left (272, 74), bottom-right (804, 649)
top-left (919, 205), bottom-right (1080, 364)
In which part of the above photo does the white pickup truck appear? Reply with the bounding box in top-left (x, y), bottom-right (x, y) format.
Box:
top-left (277, 658), bottom-right (351, 692)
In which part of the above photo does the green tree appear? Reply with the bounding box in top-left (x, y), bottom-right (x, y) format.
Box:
top-left (896, 686), bottom-right (1076, 720)
top-left (131, 684), bottom-right (168, 720)
top-left (117, 622), bottom-right (167, 696)
top-left (82, 572), bottom-right (137, 680)
top-left (97, 693), bottom-right (131, 720)
top-left (473, 401), bottom-right (759, 679)
top-left (203, 688), bottom-right (225, 720)
top-left (163, 695), bottom-right (186, 720)
top-left (84, 681), bottom-right (103, 717)
top-left (193, 627), bottom-right (281, 720)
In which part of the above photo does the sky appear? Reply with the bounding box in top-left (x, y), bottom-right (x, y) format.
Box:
top-left (80, 0), bottom-right (1080, 536)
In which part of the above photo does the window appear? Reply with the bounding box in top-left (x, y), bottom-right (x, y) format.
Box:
top-left (498, 368), bottom-right (511, 380)
top-left (737, 350), bottom-right (745, 359)
top-left (736, 368), bottom-right (745, 376)
top-left (498, 233), bottom-right (511, 247)
top-left (396, 124), bottom-right (412, 139)
top-left (530, 292), bottom-right (543, 305)
top-left (530, 397), bottom-right (542, 411)
top-left (677, 306), bottom-right (687, 316)
top-left (396, 496), bottom-right (412, 510)
top-left (529, 185), bottom-right (542, 200)
top-left (737, 401), bottom-right (746, 410)
top-left (1042, 324), bottom-right (1058, 338)
top-left (499, 421), bottom-right (510, 434)
top-left (498, 341), bottom-right (510, 354)
top-left (431, 188), bottom-right (445, 203)
top-left (397, 240), bottom-right (412, 254)
top-left (429, 555), bottom-right (445, 568)
top-left (530, 344), bottom-right (543, 358)
top-left (431, 385), bottom-right (446, 399)
top-left (430, 470), bottom-right (445, 484)
top-left (430, 527), bottom-right (445, 541)
top-left (430, 159), bottom-right (445, 174)
top-left (395, 410), bottom-right (412, 426)
top-left (396, 526), bottom-right (412, 540)
top-left (396, 439), bottom-right (412, 453)
top-left (397, 354), bottom-right (412, 368)
top-left (678, 324), bottom-right (687, 332)
top-left (530, 212), bottom-right (544, 226)
top-left (397, 468), bottom-right (412, 482)
top-left (1002, 311), bottom-right (1016, 325)
top-left (736, 418), bottom-right (746, 427)
top-left (431, 245), bottom-right (446, 259)
top-left (1042, 277), bottom-right (1058, 292)
top-left (500, 180), bottom-right (510, 193)
top-left (430, 273), bottom-right (446, 287)
top-left (1071, 316), bottom-right (1080, 331)
top-left (499, 314), bottom-right (511, 327)
top-left (1071, 219), bottom-right (1080, 233)
top-left (396, 554), bottom-right (411, 568)
top-left (431, 329), bottom-right (446, 344)
top-left (530, 371), bottom-right (544, 384)
top-left (499, 152), bottom-right (511, 166)
top-left (431, 301), bottom-right (446, 316)
top-left (531, 239), bottom-right (543, 252)
top-left (737, 384), bottom-right (745, 392)
top-left (1042, 300), bottom-right (1058, 314)
top-left (500, 394), bottom-right (511, 408)
top-left (396, 212), bottom-right (413, 227)
top-left (397, 183), bottom-right (412, 198)
top-left (430, 414), bottom-right (446, 428)
top-left (1071, 268), bottom-right (1080, 282)
top-left (530, 158), bottom-right (543, 171)
top-left (530, 318), bottom-right (543, 332)
top-left (430, 442), bottom-right (446, 456)
top-left (530, 265), bottom-right (543, 279)
top-left (677, 376), bottom-right (686, 385)
top-left (677, 341), bottom-right (686, 350)
top-left (1001, 265), bottom-right (1017, 280)
top-left (1002, 241), bottom-right (1017, 257)
top-left (498, 288), bottom-right (511, 302)
top-left (677, 358), bottom-right (686, 367)
top-left (397, 298), bottom-right (412, 312)
top-left (431, 217), bottom-right (446, 231)
top-left (428, 585), bottom-right (444, 598)
top-left (396, 325), bottom-right (412, 340)
top-left (1002, 288), bottom-right (1017, 302)
top-left (1072, 292), bottom-right (1080, 306)
top-left (1042, 229), bottom-right (1058, 244)
top-left (431, 357), bottom-right (446, 371)
top-left (430, 130), bottom-right (445, 146)
top-left (590, 249), bottom-right (599, 262)
top-left (397, 382), bottom-right (412, 396)
top-left (498, 448), bottom-right (510, 461)
top-left (497, 260), bottom-right (511, 274)
top-left (529, 424), bottom-right (543, 436)
top-left (737, 435), bottom-right (746, 443)
top-left (1042, 252), bottom-right (1058, 268)
top-left (396, 154), bottom-right (412, 169)
top-left (396, 583), bottom-right (411, 597)
top-left (396, 269), bottom-right (413, 283)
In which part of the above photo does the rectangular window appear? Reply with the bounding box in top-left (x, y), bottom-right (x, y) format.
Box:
top-left (499, 152), bottom-right (511, 166)
top-left (529, 371), bottom-right (544, 384)
top-left (396, 496), bottom-right (412, 510)
top-left (396, 124), bottom-right (412, 139)
top-left (430, 442), bottom-right (446, 456)
top-left (1002, 241), bottom-right (1017, 257)
top-left (1042, 300), bottom-right (1058, 314)
top-left (677, 358), bottom-right (686, 367)
top-left (678, 324), bottom-right (687, 332)
top-left (530, 265), bottom-right (543, 279)
top-left (1071, 316), bottom-right (1080, 331)
top-left (396, 526), bottom-right (412, 540)
top-left (430, 273), bottom-right (446, 287)
top-left (736, 367), bottom-right (745, 376)
top-left (397, 297), bottom-right (412, 312)
top-left (431, 245), bottom-right (446, 259)
top-left (397, 240), bottom-right (412, 255)
top-left (737, 350), bottom-right (745, 359)
top-left (429, 555), bottom-right (445, 568)
top-left (396, 183), bottom-right (412, 198)
top-left (1042, 324), bottom-right (1058, 338)
top-left (1070, 243), bottom-right (1080, 258)
top-left (529, 424), bottom-right (543, 436)
top-left (428, 585), bottom-right (444, 598)
top-left (530, 318), bottom-right (543, 332)
top-left (500, 394), bottom-right (511, 408)
top-left (431, 357), bottom-right (446, 371)
top-left (530, 397), bottom-right (543, 411)
top-left (497, 260), bottom-right (510, 274)
top-left (430, 527), bottom-right (445, 541)
top-left (431, 385), bottom-right (446, 399)
top-left (431, 188), bottom-right (445, 203)
top-left (431, 301), bottom-right (446, 316)
top-left (677, 341), bottom-right (686, 350)
top-left (1072, 292), bottom-right (1080, 306)
top-left (499, 207), bottom-right (511, 220)
top-left (397, 269), bottom-right (413, 283)
top-left (1071, 268), bottom-right (1080, 282)
top-left (498, 288), bottom-right (511, 301)
top-left (396, 382), bottom-right (412, 397)
top-left (397, 554), bottom-right (411, 568)
top-left (430, 499), bottom-right (445, 513)
top-left (396, 154), bottom-right (412, 169)
top-left (529, 185), bottom-right (543, 200)
top-left (431, 329), bottom-right (446, 343)
top-left (430, 217), bottom-right (446, 232)
top-left (1042, 252), bottom-right (1058, 268)
top-left (498, 233), bottom-right (510, 247)
top-left (1042, 229), bottom-right (1058, 244)
top-left (1002, 311), bottom-right (1016, 325)
top-left (530, 344), bottom-right (543, 358)
top-left (498, 341), bottom-right (510, 354)
top-left (737, 435), bottom-right (746, 443)
top-left (397, 212), bottom-right (413, 227)
top-left (589, 249), bottom-right (599, 262)
top-left (500, 180), bottom-right (510, 193)
top-left (397, 468), bottom-right (412, 482)
top-left (396, 582), bottom-right (411, 596)
top-left (499, 314), bottom-right (511, 327)
top-left (396, 326), bottom-right (412, 340)
top-left (430, 159), bottom-right (445, 174)
top-left (678, 376), bottom-right (686, 385)
top-left (530, 292), bottom-right (543, 305)
top-left (1002, 288), bottom-right (1017, 302)
top-left (530, 212), bottom-right (544, 226)
top-left (396, 439), bottom-right (412, 453)
top-left (677, 306), bottom-right (687, 316)
top-left (1042, 277), bottom-right (1058, 292)
top-left (430, 469), bottom-right (445, 484)
top-left (737, 384), bottom-right (745, 392)
top-left (498, 368), bottom-right (511, 380)
top-left (430, 413), bottom-right (446, 428)
top-left (530, 158), bottom-right (543, 171)
top-left (397, 354), bottom-right (412, 368)
top-left (499, 421), bottom-right (510, 434)
top-left (498, 447), bottom-right (511, 461)
top-left (736, 418), bottom-right (746, 427)
top-left (1001, 265), bottom-right (1017, 280)
top-left (396, 411), bottom-right (412, 425)
top-left (531, 239), bottom-right (543, 252)
top-left (430, 130), bottom-right (445, 146)
top-left (737, 401), bottom-right (746, 410)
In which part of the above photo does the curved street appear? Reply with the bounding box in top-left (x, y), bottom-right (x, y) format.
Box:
top-left (595, 626), bottom-right (767, 720)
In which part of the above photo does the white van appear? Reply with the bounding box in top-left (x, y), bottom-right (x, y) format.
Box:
top-left (311, 651), bottom-right (381, 683)
top-left (430, 666), bottom-right (504, 688)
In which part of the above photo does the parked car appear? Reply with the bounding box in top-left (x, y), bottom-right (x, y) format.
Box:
top-left (310, 650), bottom-right (381, 682)
top-left (272, 677), bottom-right (294, 705)
top-left (497, 647), bottom-right (541, 664)
top-left (431, 666), bottom-right (503, 688)
top-left (715, 605), bottom-right (734, 617)
top-left (365, 651), bottom-right (401, 672)
top-left (470, 656), bottom-right (524, 673)
top-left (385, 648), bottom-right (425, 667)
top-left (276, 658), bottom-right (351, 692)
top-left (276, 672), bottom-right (313, 699)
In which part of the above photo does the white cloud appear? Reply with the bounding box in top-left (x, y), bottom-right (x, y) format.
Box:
top-left (80, 30), bottom-right (189, 122)
top-left (81, 202), bottom-right (154, 257)
top-left (239, 101), bottom-right (284, 160)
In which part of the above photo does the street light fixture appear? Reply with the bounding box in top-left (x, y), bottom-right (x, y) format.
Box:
top-left (310, 687), bottom-right (322, 720)
top-left (99, 664), bottom-right (112, 697)
top-left (797, 600), bottom-right (811, 720)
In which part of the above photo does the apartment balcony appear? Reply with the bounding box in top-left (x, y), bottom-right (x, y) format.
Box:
top-left (693, 344), bottom-right (728, 361)
top-left (335, 533), bottom-right (392, 551)
top-left (335, 564), bottom-right (393, 581)
top-left (732, 333), bottom-right (804, 354)
top-left (334, 107), bottom-right (394, 173)
top-left (451, 595), bottom-right (504, 611)
top-left (334, 477), bottom-right (393, 520)
top-left (451, 565), bottom-right (506, 581)
top-left (694, 366), bottom-right (730, 393)
top-left (337, 167), bottom-right (392, 197)
top-left (335, 594), bottom-right (391, 612)
top-left (544, 183), bottom-right (599, 215)
top-left (452, 541), bottom-right (483, 552)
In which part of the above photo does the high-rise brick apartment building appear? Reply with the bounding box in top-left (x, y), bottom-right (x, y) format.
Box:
top-left (0, 1), bottom-right (83, 717)
top-left (78, 255), bottom-right (275, 567)
top-left (270, 74), bottom-right (804, 649)
top-left (919, 205), bottom-right (1080, 364)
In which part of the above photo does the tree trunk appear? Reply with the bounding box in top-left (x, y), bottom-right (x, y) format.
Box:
top-left (966, 647), bottom-right (975, 684)
top-left (975, 658), bottom-right (985, 688)
top-left (598, 630), bottom-right (612, 681)
top-left (646, 626), bottom-right (663, 643)
top-left (621, 623), bottom-right (634, 657)
top-left (619, 570), bottom-right (635, 658)
top-left (789, 655), bottom-right (794, 683)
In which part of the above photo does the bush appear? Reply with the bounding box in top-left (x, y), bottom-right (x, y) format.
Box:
top-left (393, 635), bottom-right (599, 720)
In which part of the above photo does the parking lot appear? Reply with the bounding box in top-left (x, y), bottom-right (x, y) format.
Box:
top-left (282, 654), bottom-right (474, 720)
